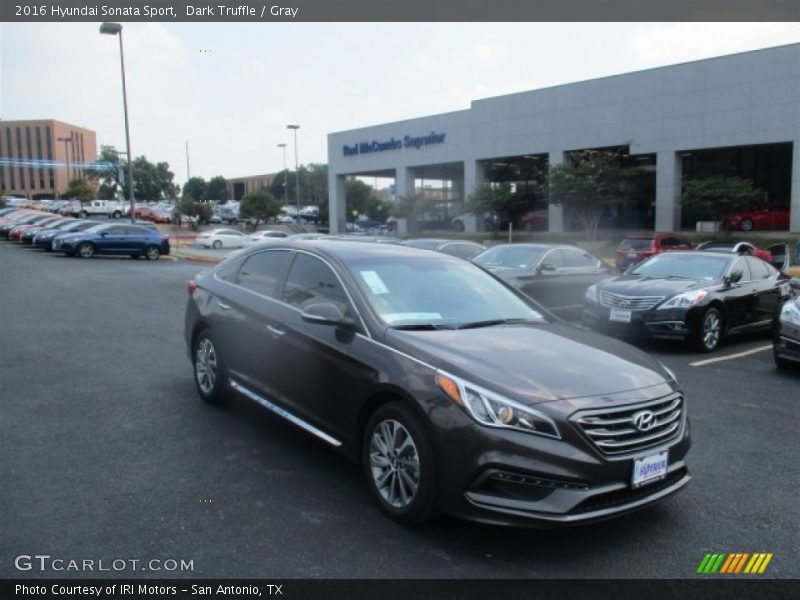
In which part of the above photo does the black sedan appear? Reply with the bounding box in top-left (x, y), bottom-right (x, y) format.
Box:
top-left (32, 220), bottom-right (102, 251)
top-left (774, 278), bottom-right (800, 369)
top-left (583, 251), bottom-right (792, 352)
top-left (473, 243), bottom-right (616, 320)
top-left (185, 240), bottom-right (690, 527)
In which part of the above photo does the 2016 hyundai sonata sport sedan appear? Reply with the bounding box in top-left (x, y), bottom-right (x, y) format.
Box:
top-left (184, 240), bottom-right (691, 526)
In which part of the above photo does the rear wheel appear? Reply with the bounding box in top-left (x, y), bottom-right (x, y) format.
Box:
top-left (739, 218), bottom-right (754, 232)
top-left (212, 240), bottom-right (222, 249)
top-left (363, 402), bottom-right (437, 525)
top-left (77, 242), bottom-right (95, 259)
top-left (192, 329), bottom-right (229, 405)
top-left (79, 210), bottom-right (88, 219)
top-left (693, 307), bottom-right (722, 352)
top-left (145, 245), bottom-right (160, 261)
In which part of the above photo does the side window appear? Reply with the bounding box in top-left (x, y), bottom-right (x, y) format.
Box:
top-left (235, 250), bottom-right (290, 297)
top-left (282, 254), bottom-right (349, 313)
top-left (561, 249), bottom-right (600, 268)
top-left (540, 250), bottom-right (564, 269)
top-left (746, 257), bottom-right (772, 280)
top-left (124, 226), bottom-right (146, 235)
top-left (731, 258), bottom-right (751, 282)
top-left (104, 226), bottom-right (127, 235)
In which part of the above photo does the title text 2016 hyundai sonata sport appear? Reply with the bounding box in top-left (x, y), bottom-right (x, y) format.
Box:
top-left (184, 240), bottom-right (691, 526)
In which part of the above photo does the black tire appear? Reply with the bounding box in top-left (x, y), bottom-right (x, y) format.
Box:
top-left (212, 240), bottom-right (223, 249)
top-left (363, 402), bottom-right (437, 525)
top-left (192, 329), bottom-right (230, 405)
top-left (693, 307), bottom-right (723, 352)
top-left (112, 211), bottom-right (121, 219)
top-left (79, 210), bottom-right (88, 219)
top-left (739, 218), bottom-right (754, 232)
top-left (77, 242), bottom-right (95, 259)
top-left (774, 350), bottom-right (793, 370)
top-left (145, 245), bottom-right (161, 261)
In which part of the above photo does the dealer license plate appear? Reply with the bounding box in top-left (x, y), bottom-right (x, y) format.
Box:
top-left (610, 309), bottom-right (632, 322)
top-left (632, 451), bottom-right (668, 488)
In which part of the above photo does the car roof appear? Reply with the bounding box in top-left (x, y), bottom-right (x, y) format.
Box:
top-left (236, 238), bottom-right (462, 263)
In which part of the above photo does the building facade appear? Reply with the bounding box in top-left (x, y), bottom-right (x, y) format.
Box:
top-left (0, 119), bottom-right (97, 199)
top-left (226, 172), bottom-right (278, 201)
top-left (328, 43), bottom-right (800, 234)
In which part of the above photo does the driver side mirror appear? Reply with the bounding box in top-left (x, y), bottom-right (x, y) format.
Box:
top-left (301, 302), bottom-right (356, 331)
top-left (538, 263), bottom-right (557, 273)
top-left (724, 269), bottom-right (743, 286)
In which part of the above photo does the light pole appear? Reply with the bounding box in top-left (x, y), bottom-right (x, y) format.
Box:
top-left (100, 21), bottom-right (135, 223)
top-left (286, 124), bottom-right (300, 218)
top-left (277, 143), bottom-right (288, 205)
top-left (56, 133), bottom-right (73, 196)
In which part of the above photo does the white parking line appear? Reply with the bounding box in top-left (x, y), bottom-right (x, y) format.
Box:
top-left (690, 344), bottom-right (772, 367)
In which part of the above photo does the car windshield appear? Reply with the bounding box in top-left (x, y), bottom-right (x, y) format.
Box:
top-left (699, 242), bottom-right (736, 251)
top-left (629, 253), bottom-right (729, 280)
top-left (347, 256), bottom-right (544, 328)
top-left (473, 245), bottom-right (545, 269)
top-left (404, 239), bottom-right (442, 250)
top-left (619, 238), bottom-right (654, 251)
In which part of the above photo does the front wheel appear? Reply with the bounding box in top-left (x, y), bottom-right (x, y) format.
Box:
top-left (212, 240), bottom-right (222, 249)
top-left (77, 242), bottom-right (95, 259)
top-left (693, 307), bottom-right (723, 352)
top-left (739, 218), bottom-right (754, 232)
top-left (145, 245), bottom-right (161, 261)
top-left (192, 329), bottom-right (229, 405)
top-left (363, 402), bottom-right (437, 525)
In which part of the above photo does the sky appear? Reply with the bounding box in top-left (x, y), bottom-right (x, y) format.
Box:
top-left (2, 22), bottom-right (799, 188)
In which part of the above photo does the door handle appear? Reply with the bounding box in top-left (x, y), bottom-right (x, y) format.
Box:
top-left (217, 301), bottom-right (232, 310)
top-left (266, 324), bottom-right (285, 337)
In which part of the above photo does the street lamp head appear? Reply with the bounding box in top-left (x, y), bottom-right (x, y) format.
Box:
top-left (99, 22), bottom-right (122, 35)
top-left (286, 124), bottom-right (300, 130)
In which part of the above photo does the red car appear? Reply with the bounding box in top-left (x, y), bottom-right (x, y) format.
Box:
top-left (150, 210), bottom-right (172, 224)
top-left (615, 233), bottom-right (692, 271)
top-left (8, 215), bottom-right (63, 241)
top-left (519, 209), bottom-right (549, 232)
top-left (726, 205), bottom-right (790, 231)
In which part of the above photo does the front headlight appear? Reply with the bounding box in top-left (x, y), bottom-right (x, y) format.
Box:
top-left (780, 302), bottom-right (800, 326)
top-left (657, 290), bottom-right (708, 310)
top-left (436, 371), bottom-right (560, 439)
top-left (584, 284), bottom-right (599, 304)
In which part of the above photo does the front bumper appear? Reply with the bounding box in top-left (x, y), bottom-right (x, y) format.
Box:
top-left (582, 304), bottom-right (699, 342)
top-left (774, 321), bottom-right (800, 363)
top-left (429, 382), bottom-right (691, 527)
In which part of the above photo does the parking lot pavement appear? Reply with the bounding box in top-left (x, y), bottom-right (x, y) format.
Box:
top-left (2, 242), bottom-right (799, 579)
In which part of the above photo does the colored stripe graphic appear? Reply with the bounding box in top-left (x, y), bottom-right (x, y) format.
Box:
top-left (698, 552), bottom-right (772, 574)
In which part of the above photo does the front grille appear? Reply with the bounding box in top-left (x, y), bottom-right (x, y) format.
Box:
top-left (600, 291), bottom-right (664, 311)
top-left (571, 394), bottom-right (684, 456)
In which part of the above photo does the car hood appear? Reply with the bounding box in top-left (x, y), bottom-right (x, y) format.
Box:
top-left (385, 323), bottom-right (671, 405)
top-left (597, 275), bottom-right (716, 297)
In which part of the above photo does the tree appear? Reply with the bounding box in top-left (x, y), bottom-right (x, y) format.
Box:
top-left (87, 145), bottom-right (123, 200)
top-left (87, 145), bottom-right (178, 201)
top-left (183, 177), bottom-right (207, 201)
top-left (466, 182), bottom-right (530, 230)
top-left (176, 196), bottom-right (213, 230)
top-left (681, 176), bottom-right (764, 231)
top-left (62, 178), bottom-right (95, 203)
top-left (240, 190), bottom-right (282, 229)
top-left (206, 176), bottom-right (228, 202)
top-left (548, 150), bottom-right (639, 240)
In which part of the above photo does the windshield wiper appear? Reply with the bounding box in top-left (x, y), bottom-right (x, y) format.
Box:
top-left (454, 318), bottom-right (539, 330)
top-left (392, 323), bottom-right (448, 330)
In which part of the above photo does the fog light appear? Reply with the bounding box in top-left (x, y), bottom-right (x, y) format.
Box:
top-left (497, 406), bottom-right (514, 424)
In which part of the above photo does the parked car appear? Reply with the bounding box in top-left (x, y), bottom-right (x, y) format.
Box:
top-left (185, 240), bottom-right (690, 526)
top-left (695, 240), bottom-right (788, 271)
top-left (150, 210), bottom-right (172, 224)
top-left (58, 223), bottom-right (170, 260)
top-left (196, 228), bottom-right (248, 249)
top-left (615, 233), bottom-right (692, 271)
top-left (403, 238), bottom-right (487, 261)
top-left (473, 243), bottom-right (616, 321)
top-left (0, 213), bottom-right (57, 239)
top-left (727, 205), bottom-right (790, 231)
top-left (774, 278), bottom-right (800, 369)
top-left (248, 230), bottom-right (289, 244)
top-left (519, 209), bottom-right (549, 232)
top-left (583, 251), bottom-right (792, 352)
top-left (8, 216), bottom-right (65, 241)
top-left (18, 218), bottom-right (74, 244)
top-left (34, 220), bottom-right (102, 251)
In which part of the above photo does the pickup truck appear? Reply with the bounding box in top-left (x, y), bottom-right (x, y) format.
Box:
top-left (62, 200), bottom-right (126, 219)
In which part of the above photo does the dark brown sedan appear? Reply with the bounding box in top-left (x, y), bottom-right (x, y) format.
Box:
top-left (185, 240), bottom-right (690, 526)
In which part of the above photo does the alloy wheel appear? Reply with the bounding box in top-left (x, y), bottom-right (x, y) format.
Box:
top-left (195, 338), bottom-right (217, 395)
top-left (702, 310), bottom-right (721, 350)
top-left (369, 419), bottom-right (421, 509)
top-left (78, 243), bottom-right (94, 258)
top-left (145, 246), bottom-right (160, 260)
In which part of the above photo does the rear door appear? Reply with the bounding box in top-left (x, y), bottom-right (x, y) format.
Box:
top-left (745, 257), bottom-right (783, 326)
top-left (722, 257), bottom-right (755, 330)
top-left (766, 244), bottom-right (789, 271)
top-left (98, 225), bottom-right (129, 253)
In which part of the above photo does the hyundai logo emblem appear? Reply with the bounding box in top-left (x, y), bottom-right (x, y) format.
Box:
top-left (619, 299), bottom-right (631, 308)
top-left (632, 410), bottom-right (656, 431)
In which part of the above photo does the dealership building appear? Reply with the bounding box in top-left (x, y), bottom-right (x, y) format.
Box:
top-left (327, 43), bottom-right (800, 234)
